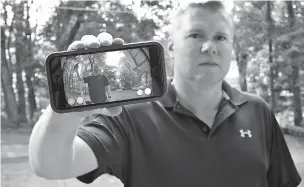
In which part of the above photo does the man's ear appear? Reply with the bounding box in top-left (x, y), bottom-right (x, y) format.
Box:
top-left (168, 43), bottom-right (174, 52)
top-left (168, 37), bottom-right (174, 59)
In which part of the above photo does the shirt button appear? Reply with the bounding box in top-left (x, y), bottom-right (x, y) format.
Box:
top-left (203, 127), bottom-right (208, 132)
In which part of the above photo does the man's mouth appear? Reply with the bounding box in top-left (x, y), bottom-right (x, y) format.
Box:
top-left (198, 62), bottom-right (218, 66)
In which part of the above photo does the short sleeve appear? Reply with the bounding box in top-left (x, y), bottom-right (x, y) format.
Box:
top-left (104, 76), bottom-right (109, 86)
top-left (267, 112), bottom-right (302, 187)
top-left (83, 77), bottom-right (88, 83)
top-left (75, 114), bottom-right (128, 184)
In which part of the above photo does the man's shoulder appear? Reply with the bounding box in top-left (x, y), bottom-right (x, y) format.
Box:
top-left (123, 101), bottom-right (164, 113)
top-left (83, 76), bottom-right (92, 80)
top-left (84, 102), bottom-right (164, 133)
top-left (238, 90), bottom-right (272, 112)
top-left (241, 91), bottom-right (268, 104)
top-left (87, 101), bottom-right (163, 124)
top-left (97, 74), bottom-right (106, 78)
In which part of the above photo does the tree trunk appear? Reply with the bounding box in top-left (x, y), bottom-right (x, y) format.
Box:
top-left (25, 70), bottom-right (36, 125)
top-left (267, 1), bottom-right (276, 111)
top-left (286, 1), bottom-right (303, 127)
top-left (1, 26), bottom-right (19, 127)
top-left (233, 35), bottom-right (248, 92)
top-left (236, 53), bottom-right (248, 92)
top-left (55, 1), bottom-right (95, 51)
top-left (58, 14), bottom-right (84, 51)
top-left (3, 1), bottom-right (15, 73)
top-left (7, 16), bottom-right (15, 72)
top-left (14, 2), bottom-right (27, 124)
top-left (25, 0), bottom-right (37, 126)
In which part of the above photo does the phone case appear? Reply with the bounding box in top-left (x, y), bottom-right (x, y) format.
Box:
top-left (45, 41), bottom-right (168, 113)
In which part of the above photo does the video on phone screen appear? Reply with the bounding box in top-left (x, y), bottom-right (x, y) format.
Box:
top-left (60, 47), bottom-right (153, 106)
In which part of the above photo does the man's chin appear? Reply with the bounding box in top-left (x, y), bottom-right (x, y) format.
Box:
top-left (193, 75), bottom-right (223, 84)
top-left (175, 72), bottom-right (221, 83)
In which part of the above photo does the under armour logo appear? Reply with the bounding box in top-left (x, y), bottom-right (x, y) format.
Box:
top-left (240, 129), bottom-right (252, 138)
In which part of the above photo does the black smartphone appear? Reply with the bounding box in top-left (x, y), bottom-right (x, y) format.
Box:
top-left (46, 41), bottom-right (167, 113)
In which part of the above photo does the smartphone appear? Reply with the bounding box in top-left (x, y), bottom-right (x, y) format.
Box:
top-left (46, 41), bottom-right (167, 113)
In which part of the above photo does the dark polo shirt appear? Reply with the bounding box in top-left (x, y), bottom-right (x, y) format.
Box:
top-left (76, 80), bottom-right (301, 187)
top-left (83, 75), bottom-right (109, 103)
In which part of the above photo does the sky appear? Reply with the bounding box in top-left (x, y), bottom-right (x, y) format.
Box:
top-left (105, 51), bottom-right (125, 66)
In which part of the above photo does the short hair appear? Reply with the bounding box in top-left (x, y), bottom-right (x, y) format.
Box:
top-left (169, 0), bottom-right (234, 36)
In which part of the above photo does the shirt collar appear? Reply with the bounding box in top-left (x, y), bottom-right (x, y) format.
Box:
top-left (159, 78), bottom-right (247, 109)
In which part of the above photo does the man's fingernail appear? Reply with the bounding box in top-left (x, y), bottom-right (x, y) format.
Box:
top-left (87, 42), bottom-right (100, 48)
top-left (98, 32), bottom-right (113, 46)
top-left (100, 40), bottom-right (112, 46)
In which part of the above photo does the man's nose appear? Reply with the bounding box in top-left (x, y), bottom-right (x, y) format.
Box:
top-left (201, 41), bottom-right (216, 55)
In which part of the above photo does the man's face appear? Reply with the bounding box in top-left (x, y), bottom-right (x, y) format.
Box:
top-left (92, 66), bottom-right (100, 76)
top-left (169, 7), bottom-right (234, 85)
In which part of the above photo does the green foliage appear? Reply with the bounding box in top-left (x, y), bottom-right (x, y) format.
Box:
top-left (1, 0), bottom-right (303, 127)
top-left (233, 1), bottom-right (303, 125)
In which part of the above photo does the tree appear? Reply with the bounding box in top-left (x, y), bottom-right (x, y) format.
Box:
top-left (1, 0), bottom-right (40, 127)
top-left (267, 1), bottom-right (276, 110)
top-left (233, 1), bottom-right (267, 92)
top-left (24, 0), bottom-right (37, 126)
top-left (285, 1), bottom-right (303, 126)
top-left (237, 1), bottom-right (303, 126)
top-left (103, 65), bottom-right (120, 89)
top-left (14, 1), bottom-right (27, 124)
top-left (118, 56), bottom-right (134, 89)
top-left (42, 0), bottom-right (158, 50)
top-left (2, 0), bottom-right (15, 71)
top-left (138, 0), bottom-right (176, 78)
top-left (1, 26), bottom-right (18, 126)
top-left (42, 1), bottom-right (96, 51)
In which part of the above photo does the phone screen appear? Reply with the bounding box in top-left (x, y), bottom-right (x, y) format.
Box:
top-left (49, 46), bottom-right (163, 109)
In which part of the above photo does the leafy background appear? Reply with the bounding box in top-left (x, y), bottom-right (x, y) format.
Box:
top-left (1, 1), bottom-right (304, 187)
top-left (1, 0), bottom-right (303, 128)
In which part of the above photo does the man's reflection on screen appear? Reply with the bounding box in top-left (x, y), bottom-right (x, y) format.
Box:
top-left (81, 65), bottom-right (112, 104)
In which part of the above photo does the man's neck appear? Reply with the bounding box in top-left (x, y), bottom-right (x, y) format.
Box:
top-left (172, 77), bottom-right (223, 124)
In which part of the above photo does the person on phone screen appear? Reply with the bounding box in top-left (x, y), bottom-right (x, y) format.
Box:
top-left (83, 66), bottom-right (112, 103)
top-left (30, 1), bottom-right (302, 187)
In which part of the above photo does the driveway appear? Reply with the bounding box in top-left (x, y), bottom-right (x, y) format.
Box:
top-left (1, 130), bottom-right (304, 187)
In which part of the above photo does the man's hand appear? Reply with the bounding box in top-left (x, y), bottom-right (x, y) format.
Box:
top-left (29, 33), bottom-right (124, 180)
top-left (66, 32), bottom-right (124, 116)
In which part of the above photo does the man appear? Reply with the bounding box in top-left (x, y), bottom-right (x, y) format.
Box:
top-left (29, 1), bottom-right (302, 187)
top-left (83, 66), bottom-right (112, 103)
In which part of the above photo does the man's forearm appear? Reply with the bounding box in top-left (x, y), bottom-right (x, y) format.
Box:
top-left (29, 105), bottom-right (82, 178)
top-left (106, 86), bottom-right (111, 97)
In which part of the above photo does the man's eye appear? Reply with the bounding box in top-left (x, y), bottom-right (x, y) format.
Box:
top-left (189, 34), bottom-right (201, 38)
top-left (216, 36), bottom-right (227, 41)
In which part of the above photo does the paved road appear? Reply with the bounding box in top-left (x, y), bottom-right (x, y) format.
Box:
top-left (284, 135), bottom-right (304, 186)
top-left (1, 161), bottom-right (124, 187)
top-left (1, 134), bottom-right (304, 187)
